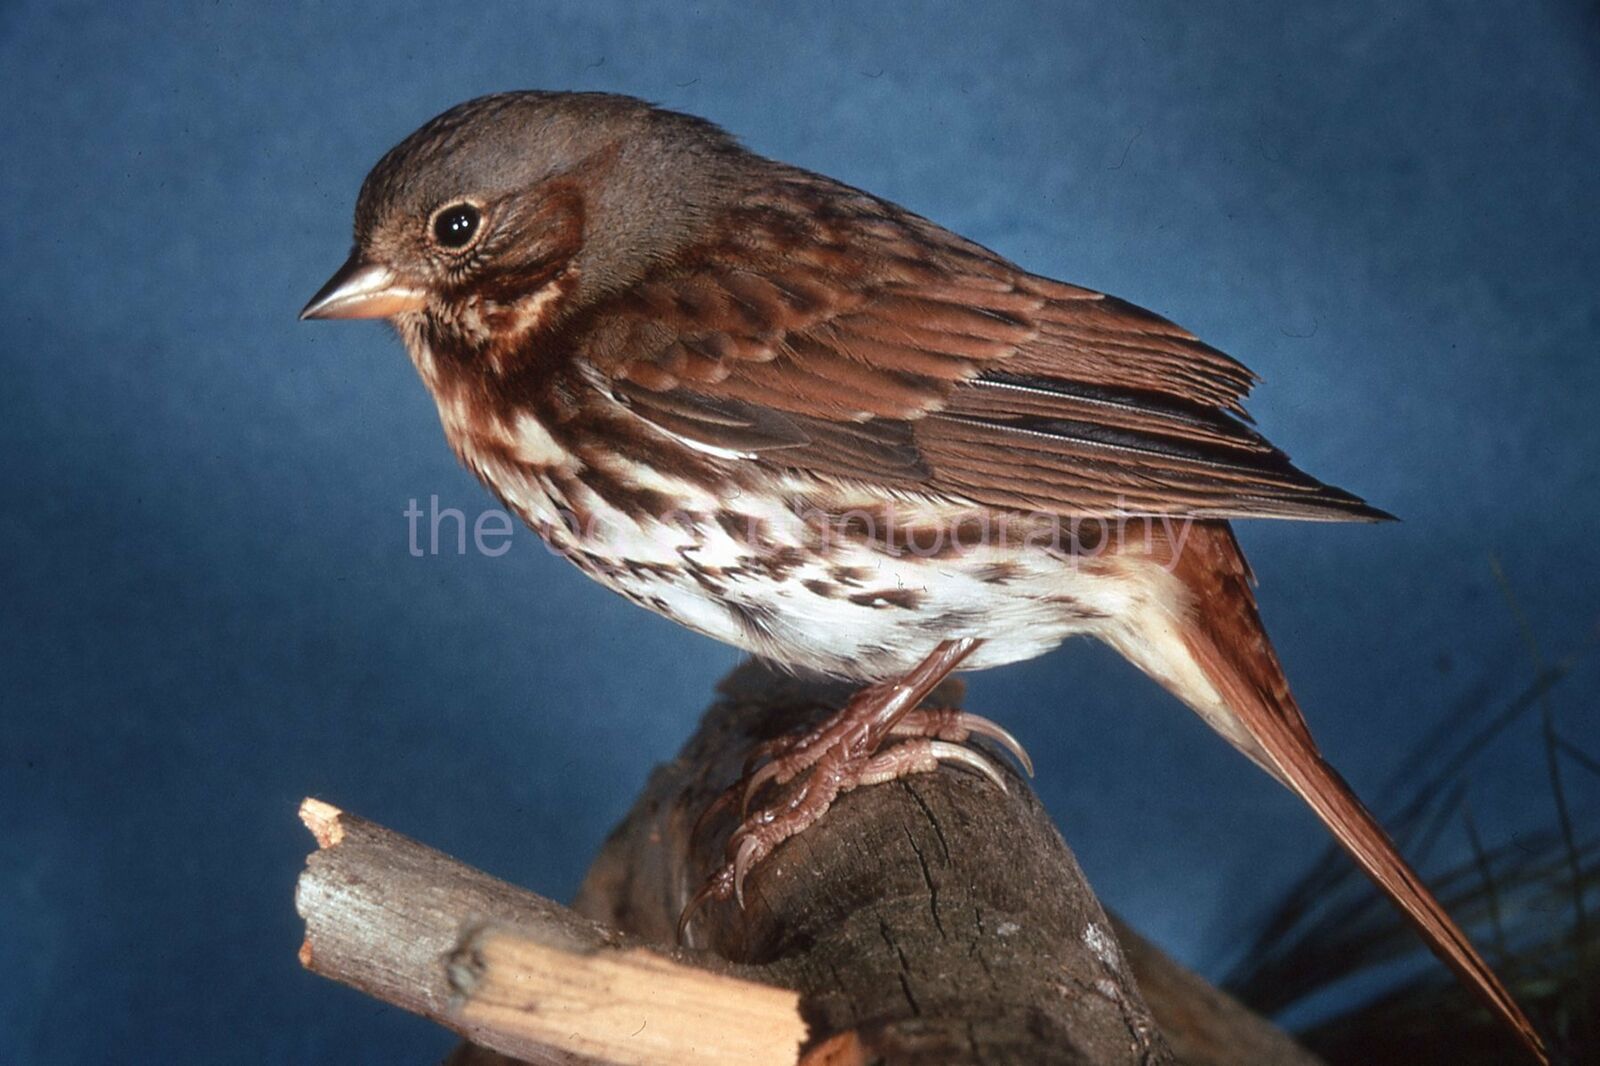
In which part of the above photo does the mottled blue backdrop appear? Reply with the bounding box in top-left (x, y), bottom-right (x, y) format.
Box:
top-left (2, 3), bottom-right (1596, 1063)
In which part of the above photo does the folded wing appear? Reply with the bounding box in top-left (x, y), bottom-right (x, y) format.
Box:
top-left (577, 166), bottom-right (1388, 521)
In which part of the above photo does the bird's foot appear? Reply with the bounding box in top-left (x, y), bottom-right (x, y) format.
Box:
top-left (733, 706), bottom-right (1032, 818)
top-left (679, 685), bottom-right (1031, 942)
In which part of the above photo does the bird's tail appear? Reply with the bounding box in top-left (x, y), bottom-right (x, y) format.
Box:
top-left (1099, 520), bottom-right (1547, 1063)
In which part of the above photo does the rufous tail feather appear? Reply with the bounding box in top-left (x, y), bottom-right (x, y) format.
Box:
top-left (1104, 522), bottom-right (1546, 1063)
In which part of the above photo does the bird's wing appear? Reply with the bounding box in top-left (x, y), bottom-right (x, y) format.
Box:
top-left (576, 167), bottom-right (1389, 521)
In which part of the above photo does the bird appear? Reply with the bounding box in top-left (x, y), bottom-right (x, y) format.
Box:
top-left (301, 91), bottom-right (1544, 1061)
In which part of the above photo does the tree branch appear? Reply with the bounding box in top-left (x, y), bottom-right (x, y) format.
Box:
top-left (296, 798), bottom-right (807, 1065)
top-left (294, 661), bottom-right (1321, 1065)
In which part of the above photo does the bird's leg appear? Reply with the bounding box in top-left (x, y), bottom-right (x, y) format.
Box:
top-left (681, 638), bottom-right (1032, 938)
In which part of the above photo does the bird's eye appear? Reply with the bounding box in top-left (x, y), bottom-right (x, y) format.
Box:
top-left (430, 202), bottom-right (482, 250)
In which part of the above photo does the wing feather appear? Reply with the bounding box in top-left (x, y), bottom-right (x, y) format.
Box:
top-left (570, 165), bottom-right (1388, 521)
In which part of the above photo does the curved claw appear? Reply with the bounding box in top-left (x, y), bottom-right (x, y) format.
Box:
top-left (741, 738), bottom-right (782, 777)
top-left (740, 760), bottom-right (782, 816)
top-left (732, 834), bottom-right (762, 910)
top-left (677, 859), bottom-right (740, 945)
top-left (676, 881), bottom-right (715, 946)
top-left (957, 713), bottom-right (1035, 778)
top-left (891, 710), bottom-right (1035, 777)
top-left (927, 740), bottom-right (1008, 792)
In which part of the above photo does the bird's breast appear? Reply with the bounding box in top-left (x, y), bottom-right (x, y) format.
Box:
top-left (426, 393), bottom-right (1131, 679)
top-left (403, 332), bottom-right (1153, 681)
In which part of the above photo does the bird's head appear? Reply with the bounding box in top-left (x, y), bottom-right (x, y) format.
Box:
top-left (300, 91), bottom-right (743, 364)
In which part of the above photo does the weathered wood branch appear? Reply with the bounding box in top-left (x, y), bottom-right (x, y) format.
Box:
top-left (296, 797), bottom-right (807, 1065)
top-left (295, 661), bottom-right (1321, 1065)
top-left (296, 797), bottom-right (806, 1062)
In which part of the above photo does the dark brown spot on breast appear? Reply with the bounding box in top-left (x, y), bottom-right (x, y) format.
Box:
top-left (973, 560), bottom-right (1022, 585)
top-left (848, 587), bottom-right (924, 610)
top-left (716, 511), bottom-right (762, 547)
top-left (829, 565), bottom-right (870, 587)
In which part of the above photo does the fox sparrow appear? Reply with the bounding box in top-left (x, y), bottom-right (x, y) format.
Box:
top-left (303, 92), bottom-right (1543, 1059)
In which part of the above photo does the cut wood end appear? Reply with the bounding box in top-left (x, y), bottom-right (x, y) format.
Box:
top-left (299, 797), bottom-right (345, 848)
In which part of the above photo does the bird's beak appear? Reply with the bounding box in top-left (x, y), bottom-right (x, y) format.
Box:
top-left (299, 254), bottom-right (428, 320)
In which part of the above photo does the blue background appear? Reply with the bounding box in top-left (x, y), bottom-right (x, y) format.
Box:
top-left (3, 3), bottom-right (1596, 1062)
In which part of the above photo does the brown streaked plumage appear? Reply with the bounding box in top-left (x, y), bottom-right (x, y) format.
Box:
top-left (301, 92), bottom-right (1544, 1061)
